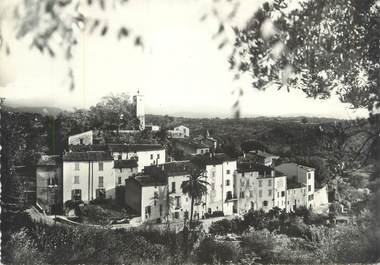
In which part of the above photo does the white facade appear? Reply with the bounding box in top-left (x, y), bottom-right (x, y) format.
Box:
top-left (68, 131), bottom-right (93, 145)
top-left (63, 160), bottom-right (115, 203)
top-left (286, 186), bottom-right (308, 211)
top-left (204, 160), bottom-right (237, 216)
top-left (133, 91), bottom-right (145, 130)
top-left (275, 163), bottom-right (315, 208)
top-left (167, 174), bottom-right (207, 221)
top-left (174, 125), bottom-right (190, 138)
top-left (111, 149), bottom-right (166, 172)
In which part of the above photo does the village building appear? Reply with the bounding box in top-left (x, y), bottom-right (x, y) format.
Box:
top-left (125, 167), bottom-right (167, 223)
top-left (68, 130), bottom-right (104, 145)
top-left (114, 159), bottom-right (138, 203)
top-left (275, 163), bottom-right (315, 209)
top-left (145, 124), bottom-right (160, 132)
top-left (242, 150), bottom-right (279, 167)
top-left (161, 161), bottom-right (207, 221)
top-left (133, 90), bottom-right (145, 130)
top-left (174, 140), bottom-right (210, 156)
top-left (174, 125), bottom-right (190, 137)
top-left (36, 155), bottom-right (63, 214)
top-left (235, 163), bottom-right (287, 213)
top-left (286, 179), bottom-right (308, 211)
top-left (108, 144), bottom-right (166, 172)
top-left (192, 153), bottom-right (237, 216)
top-left (63, 151), bottom-right (114, 203)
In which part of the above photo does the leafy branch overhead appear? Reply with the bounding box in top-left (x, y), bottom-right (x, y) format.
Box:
top-left (230, 0), bottom-right (380, 113)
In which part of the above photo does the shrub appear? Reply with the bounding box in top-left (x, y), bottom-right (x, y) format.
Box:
top-left (196, 237), bottom-right (240, 264)
top-left (209, 219), bottom-right (232, 235)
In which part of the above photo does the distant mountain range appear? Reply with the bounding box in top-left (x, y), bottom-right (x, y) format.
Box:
top-left (3, 105), bottom-right (64, 117)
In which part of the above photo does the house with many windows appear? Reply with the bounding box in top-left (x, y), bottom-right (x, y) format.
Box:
top-left (63, 151), bottom-right (114, 203)
top-left (162, 161), bottom-right (207, 221)
top-left (114, 159), bottom-right (138, 203)
top-left (192, 153), bottom-right (237, 216)
top-left (125, 167), bottom-right (168, 223)
top-left (275, 163), bottom-right (315, 209)
top-left (235, 163), bottom-right (287, 213)
top-left (108, 144), bottom-right (166, 172)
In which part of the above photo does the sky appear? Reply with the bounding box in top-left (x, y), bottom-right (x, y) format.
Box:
top-left (0, 0), bottom-right (368, 119)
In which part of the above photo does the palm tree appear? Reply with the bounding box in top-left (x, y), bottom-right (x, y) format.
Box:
top-left (181, 166), bottom-right (209, 232)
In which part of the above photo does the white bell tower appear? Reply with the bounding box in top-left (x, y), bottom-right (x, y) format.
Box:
top-left (133, 89), bottom-right (145, 130)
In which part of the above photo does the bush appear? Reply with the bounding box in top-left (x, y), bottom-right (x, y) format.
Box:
top-left (196, 237), bottom-right (240, 264)
top-left (209, 218), bottom-right (246, 235)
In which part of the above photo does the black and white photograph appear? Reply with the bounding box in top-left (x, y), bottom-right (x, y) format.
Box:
top-left (1, 0), bottom-right (379, 264)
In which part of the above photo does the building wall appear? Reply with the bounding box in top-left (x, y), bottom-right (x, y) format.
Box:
top-left (141, 185), bottom-right (167, 222)
top-left (114, 167), bottom-right (138, 186)
top-left (63, 160), bottom-right (114, 203)
top-left (313, 186), bottom-right (328, 209)
top-left (111, 149), bottom-right (166, 172)
top-left (134, 94), bottom-right (145, 130)
top-left (36, 165), bottom-right (63, 213)
top-left (168, 174), bottom-right (206, 220)
top-left (125, 179), bottom-right (141, 214)
top-left (235, 171), bottom-right (259, 215)
top-left (174, 126), bottom-right (190, 137)
top-left (205, 161), bottom-right (236, 215)
top-left (286, 187), bottom-right (307, 211)
top-left (68, 131), bottom-right (93, 145)
top-left (168, 130), bottom-right (185, 139)
top-left (275, 163), bottom-right (315, 208)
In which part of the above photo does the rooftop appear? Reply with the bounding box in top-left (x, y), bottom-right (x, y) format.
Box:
top-left (191, 153), bottom-right (235, 167)
top-left (68, 144), bottom-right (108, 152)
top-left (134, 175), bottom-right (167, 187)
top-left (108, 144), bottom-right (164, 153)
top-left (114, 159), bottom-right (138, 169)
top-left (278, 162), bottom-right (315, 171)
top-left (161, 161), bottom-right (193, 176)
top-left (63, 151), bottom-right (113, 162)
top-left (248, 150), bottom-right (279, 159)
top-left (237, 162), bottom-right (284, 178)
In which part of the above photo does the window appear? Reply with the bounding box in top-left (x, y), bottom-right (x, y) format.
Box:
top-left (240, 192), bottom-right (244, 198)
top-left (175, 196), bottom-right (181, 208)
top-left (250, 191), bottom-right (254, 198)
top-left (150, 154), bottom-right (154, 160)
top-left (201, 149), bottom-right (204, 154)
top-left (308, 185), bottom-right (311, 192)
top-left (145, 206), bottom-right (151, 216)
top-left (75, 162), bottom-right (80, 171)
top-left (211, 183), bottom-right (215, 191)
top-left (159, 204), bottom-right (163, 216)
top-left (174, 212), bottom-right (179, 219)
top-left (98, 162), bottom-right (103, 171)
top-left (226, 191), bottom-right (232, 200)
top-left (79, 139), bottom-right (83, 145)
top-left (226, 179), bottom-right (230, 186)
top-left (259, 180), bottom-right (262, 187)
top-left (259, 190), bottom-right (262, 198)
top-left (268, 179), bottom-right (272, 186)
top-left (263, 200), bottom-right (268, 207)
top-left (226, 170), bottom-right (230, 174)
top-left (308, 173), bottom-right (311, 179)
top-left (71, 189), bottom-right (81, 201)
top-left (281, 191), bottom-right (285, 197)
top-left (118, 177), bottom-right (122, 185)
top-left (98, 176), bottom-right (104, 188)
top-left (118, 154), bottom-right (122, 160)
top-left (171, 182), bottom-right (176, 193)
top-left (74, 176), bottom-right (79, 184)
top-left (157, 154), bottom-right (160, 159)
top-left (268, 189), bottom-right (272, 196)
top-left (96, 189), bottom-right (106, 200)
top-left (308, 194), bottom-right (314, 201)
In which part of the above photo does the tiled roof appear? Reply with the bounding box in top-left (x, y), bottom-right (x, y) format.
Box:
top-left (68, 144), bottom-right (108, 152)
top-left (63, 151), bottom-right (113, 161)
top-left (114, 159), bottom-right (138, 169)
top-left (161, 161), bottom-right (193, 176)
top-left (238, 162), bottom-right (283, 178)
top-left (37, 155), bottom-right (62, 166)
top-left (134, 175), bottom-right (167, 187)
top-left (191, 153), bottom-right (234, 167)
top-left (108, 144), bottom-right (164, 152)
